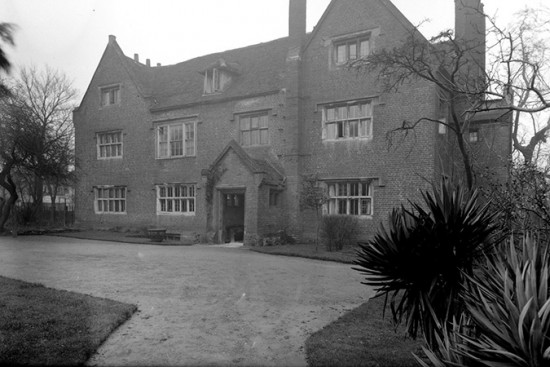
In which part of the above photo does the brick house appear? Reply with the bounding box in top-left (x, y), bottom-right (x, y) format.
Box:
top-left (74, 0), bottom-right (511, 244)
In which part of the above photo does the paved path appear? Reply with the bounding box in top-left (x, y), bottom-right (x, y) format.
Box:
top-left (0, 236), bottom-right (373, 366)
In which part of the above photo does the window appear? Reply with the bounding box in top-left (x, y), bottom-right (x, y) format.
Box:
top-left (97, 131), bottom-right (123, 159)
top-left (326, 181), bottom-right (373, 216)
top-left (469, 130), bottom-right (480, 143)
top-left (157, 184), bottom-right (195, 215)
top-left (94, 186), bottom-right (126, 214)
top-left (157, 122), bottom-right (196, 158)
top-left (269, 190), bottom-right (280, 207)
top-left (322, 100), bottom-right (373, 140)
top-left (239, 112), bottom-right (269, 146)
top-left (334, 37), bottom-right (371, 65)
top-left (204, 67), bottom-right (232, 94)
top-left (100, 85), bottom-right (120, 107)
top-left (438, 119), bottom-right (447, 134)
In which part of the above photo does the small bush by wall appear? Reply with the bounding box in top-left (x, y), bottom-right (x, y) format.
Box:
top-left (321, 215), bottom-right (359, 251)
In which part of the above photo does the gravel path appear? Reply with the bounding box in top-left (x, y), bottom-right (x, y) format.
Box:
top-left (0, 236), bottom-right (373, 366)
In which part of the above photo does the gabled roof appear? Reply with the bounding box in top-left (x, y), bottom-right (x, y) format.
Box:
top-left (205, 140), bottom-right (285, 187)
top-left (114, 37), bottom-right (293, 112)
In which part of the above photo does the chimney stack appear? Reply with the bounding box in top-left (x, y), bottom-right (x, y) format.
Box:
top-left (108, 35), bottom-right (116, 44)
top-left (455, 0), bottom-right (486, 75)
top-left (289, 0), bottom-right (307, 44)
top-left (157, 63), bottom-right (161, 67)
top-left (134, 53), bottom-right (139, 63)
top-left (146, 58), bottom-right (151, 67)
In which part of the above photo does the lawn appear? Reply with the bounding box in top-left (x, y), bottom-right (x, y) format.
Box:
top-left (0, 276), bottom-right (137, 366)
top-left (249, 243), bottom-right (357, 263)
top-left (306, 295), bottom-right (425, 366)
top-left (252, 243), bottom-right (425, 366)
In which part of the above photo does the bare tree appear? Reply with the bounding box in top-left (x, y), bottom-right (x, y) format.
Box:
top-left (10, 66), bottom-right (78, 215)
top-left (350, 3), bottom-right (550, 188)
top-left (0, 66), bottom-right (78, 230)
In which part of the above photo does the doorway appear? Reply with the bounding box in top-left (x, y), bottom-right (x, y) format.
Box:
top-left (222, 192), bottom-right (245, 243)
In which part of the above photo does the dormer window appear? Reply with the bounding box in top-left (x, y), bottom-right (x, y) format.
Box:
top-left (202, 59), bottom-right (240, 95)
top-left (204, 68), bottom-right (222, 94)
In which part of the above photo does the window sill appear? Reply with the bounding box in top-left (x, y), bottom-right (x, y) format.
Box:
top-left (156, 155), bottom-right (196, 160)
top-left (156, 212), bottom-right (195, 217)
top-left (323, 137), bottom-right (373, 142)
top-left (97, 156), bottom-right (123, 160)
top-left (94, 212), bottom-right (127, 215)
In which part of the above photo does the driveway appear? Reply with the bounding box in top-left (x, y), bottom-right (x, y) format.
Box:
top-left (0, 236), bottom-right (373, 366)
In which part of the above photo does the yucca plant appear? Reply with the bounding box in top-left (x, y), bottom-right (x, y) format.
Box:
top-left (417, 236), bottom-right (550, 367)
top-left (354, 180), bottom-right (501, 348)
top-left (460, 236), bottom-right (550, 366)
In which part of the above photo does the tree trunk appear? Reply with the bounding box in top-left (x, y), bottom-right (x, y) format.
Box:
top-left (0, 174), bottom-right (18, 233)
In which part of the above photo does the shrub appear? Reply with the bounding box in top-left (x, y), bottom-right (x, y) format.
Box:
top-left (417, 235), bottom-right (550, 366)
top-left (321, 215), bottom-right (359, 251)
top-left (354, 180), bottom-right (502, 348)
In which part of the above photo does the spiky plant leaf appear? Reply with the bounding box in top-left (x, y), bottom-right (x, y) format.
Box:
top-left (354, 180), bottom-right (501, 348)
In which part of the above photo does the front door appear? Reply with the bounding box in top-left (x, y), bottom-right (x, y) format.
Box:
top-left (222, 192), bottom-right (245, 243)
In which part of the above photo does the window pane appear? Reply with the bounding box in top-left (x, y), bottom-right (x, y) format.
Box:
top-left (326, 108), bottom-right (335, 121)
top-left (259, 115), bottom-right (268, 128)
top-left (350, 199), bottom-right (359, 215)
top-left (158, 126), bottom-right (168, 142)
top-left (337, 106), bottom-right (347, 120)
top-left (189, 199), bottom-right (195, 212)
top-left (361, 198), bottom-right (372, 215)
top-left (182, 185), bottom-right (188, 197)
top-left (338, 199), bottom-right (347, 214)
top-left (182, 200), bottom-right (188, 212)
top-left (350, 183), bottom-right (359, 196)
top-left (349, 120), bottom-right (359, 137)
top-left (338, 183), bottom-right (347, 196)
top-left (349, 42), bottom-right (357, 60)
top-left (160, 199), bottom-right (166, 212)
top-left (171, 141), bottom-right (183, 156)
top-left (240, 116), bottom-right (250, 130)
top-left (359, 39), bottom-right (370, 57)
top-left (121, 201), bottom-right (125, 212)
top-left (242, 131), bottom-right (250, 146)
top-left (336, 44), bottom-right (346, 63)
top-left (251, 130), bottom-right (260, 145)
top-left (251, 116), bottom-right (259, 129)
top-left (337, 121), bottom-right (344, 138)
top-left (171, 125), bottom-right (183, 141)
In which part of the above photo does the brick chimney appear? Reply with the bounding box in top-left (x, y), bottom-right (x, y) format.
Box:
top-left (455, 0), bottom-right (486, 75)
top-left (289, 0), bottom-right (306, 44)
top-left (134, 53), bottom-right (139, 63)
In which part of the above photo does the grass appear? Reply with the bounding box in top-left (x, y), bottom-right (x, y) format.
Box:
top-left (249, 243), bottom-right (358, 263)
top-left (305, 295), bottom-right (425, 366)
top-left (252, 243), bottom-right (425, 366)
top-left (0, 276), bottom-right (137, 366)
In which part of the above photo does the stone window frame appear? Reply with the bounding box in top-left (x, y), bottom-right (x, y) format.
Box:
top-left (99, 84), bottom-right (121, 107)
top-left (324, 180), bottom-right (374, 217)
top-left (321, 99), bottom-right (374, 141)
top-left (328, 28), bottom-right (379, 69)
top-left (156, 120), bottom-right (196, 159)
top-left (238, 110), bottom-right (270, 147)
top-left (469, 129), bottom-right (480, 143)
top-left (96, 130), bottom-right (123, 160)
top-left (94, 185), bottom-right (127, 214)
top-left (155, 183), bottom-right (196, 216)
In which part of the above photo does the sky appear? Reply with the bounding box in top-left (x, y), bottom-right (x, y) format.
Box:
top-left (0, 0), bottom-right (542, 101)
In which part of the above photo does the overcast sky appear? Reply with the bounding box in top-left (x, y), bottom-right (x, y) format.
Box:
top-left (0, 0), bottom-right (540, 101)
